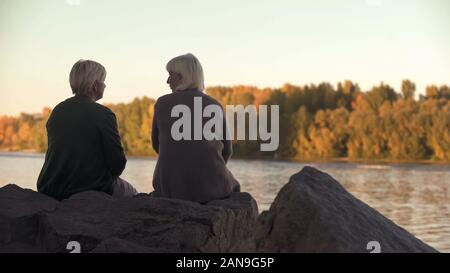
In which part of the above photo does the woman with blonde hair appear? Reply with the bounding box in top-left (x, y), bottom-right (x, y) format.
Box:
top-left (151, 53), bottom-right (240, 203)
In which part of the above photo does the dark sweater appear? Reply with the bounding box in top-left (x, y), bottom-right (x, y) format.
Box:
top-left (37, 95), bottom-right (126, 201)
top-left (151, 89), bottom-right (240, 203)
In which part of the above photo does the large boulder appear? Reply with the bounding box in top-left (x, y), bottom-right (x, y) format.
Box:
top-left (0, 186), bottom-right (258, 253)
top-left (0, 166), bottom-right (438, 253)
top-left (0, 184), bottom-right (58, 252)
top-left (242, 166), bottom-right (438, 253)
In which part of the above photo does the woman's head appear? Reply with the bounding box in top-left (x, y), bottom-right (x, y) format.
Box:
top-left (69, 59), bottom-right (107, 101)
top-left (166, 53), bottom-right (204, 92)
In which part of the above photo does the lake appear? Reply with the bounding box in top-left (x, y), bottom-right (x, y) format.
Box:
top-left (0, 152), bottom-right (449, 252)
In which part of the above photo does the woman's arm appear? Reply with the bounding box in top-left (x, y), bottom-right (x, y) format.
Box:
top-left (101, 110), bottom-right (127, 176)
top-left (222, 138), bottom-right (232, 164)
top-left (222, 106), bottom-right (232, 163)
top-left (151, 102), bottom-right (159, 154)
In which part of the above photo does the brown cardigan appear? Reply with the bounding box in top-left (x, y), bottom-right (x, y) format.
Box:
top-left (151, 89), bottom-right (240, 203)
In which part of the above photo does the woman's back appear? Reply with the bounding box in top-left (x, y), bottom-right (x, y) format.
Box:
top-left (151, 89), bottom-right (240, 203)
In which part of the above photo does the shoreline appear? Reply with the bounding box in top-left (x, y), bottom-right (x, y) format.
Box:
top-left (1, 150), bottom-right (449, 166)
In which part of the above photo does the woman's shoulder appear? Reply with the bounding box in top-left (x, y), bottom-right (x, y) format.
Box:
top-left (200, 92), bottom-right (222, 107)
top-left (155, 90), bottom-right (195, 104)
top-left (155, 92), bottom-right (173, 102)
top-left (155, 90), bottom-right (222, 108)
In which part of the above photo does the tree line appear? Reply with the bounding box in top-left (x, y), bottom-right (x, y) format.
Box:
top-left (1, 80), bottom-right (449, 162)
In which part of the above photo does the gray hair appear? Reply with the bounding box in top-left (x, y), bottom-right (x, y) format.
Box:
top-left (166, 53), bottom-right (205, 91)
top-left (69, 59), bottom-right (106, 95)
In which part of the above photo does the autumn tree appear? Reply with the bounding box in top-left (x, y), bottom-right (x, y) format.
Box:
top-left (401, 79), bottom-right (416, 100)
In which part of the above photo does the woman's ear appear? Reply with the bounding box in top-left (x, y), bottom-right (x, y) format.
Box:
top-left (93, 80), bottom-right (99, 91)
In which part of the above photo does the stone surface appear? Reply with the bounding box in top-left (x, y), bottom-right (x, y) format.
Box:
top-left (0, 166), bottom-right (438, 253)
top-left (0, 186), bottom-right (258, 253)
top-left (239, 166), bottom-right (438, 253)
top-left (0, 184), bottom-right (58, 251)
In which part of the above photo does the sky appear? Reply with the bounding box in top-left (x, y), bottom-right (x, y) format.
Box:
top-left (0, 0), bottom-right (449, 115)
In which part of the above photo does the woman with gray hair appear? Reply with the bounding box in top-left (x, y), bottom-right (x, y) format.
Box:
top-left (37, 59), bottom-right (138, 200)
top-left (151, 53), bottom-right (240, 203)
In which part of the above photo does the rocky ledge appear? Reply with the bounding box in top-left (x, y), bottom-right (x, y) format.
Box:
top-left (0, 166), bottom-right (438, 253)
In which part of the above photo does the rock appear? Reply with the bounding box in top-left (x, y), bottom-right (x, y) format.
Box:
top-left (0, 167), bottom-right (438, 253)
top-left (90, 237), bottom-right (162, 253)
top-left (242, 166), bottom-right (438, 253)
top-left (0, 184), bottom-right (58, 252)
top-left (0, 185), bottom-right (258, 253)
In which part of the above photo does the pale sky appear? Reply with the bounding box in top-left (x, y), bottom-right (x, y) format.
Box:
top-left (0, 0), bottom-right (449, 115)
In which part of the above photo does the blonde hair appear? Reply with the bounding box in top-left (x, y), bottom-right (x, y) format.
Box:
top-left (166, 53), bottom-right (205, 91)
top-left (69, 59), bottom-right (106, 96)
